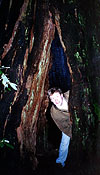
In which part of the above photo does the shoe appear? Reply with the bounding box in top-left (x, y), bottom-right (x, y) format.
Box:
top-left (56, 163), bottom-right (65, 168)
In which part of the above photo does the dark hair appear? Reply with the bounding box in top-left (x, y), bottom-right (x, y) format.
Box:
top-left (47, 87), bottom-right (62, 97)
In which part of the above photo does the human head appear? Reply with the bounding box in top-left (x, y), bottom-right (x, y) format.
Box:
top-left (48, 87), bottom-right (63, 106)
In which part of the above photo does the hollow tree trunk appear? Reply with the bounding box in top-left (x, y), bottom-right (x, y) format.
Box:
top-left (0, 0), bottom-right (55, 169)
top-left (54, 1), bottom-right (98, 154)
top-left (0, 0), bottom-right (99, 170)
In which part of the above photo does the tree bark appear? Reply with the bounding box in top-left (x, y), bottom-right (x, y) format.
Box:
top-left (0, 0), bottom-right (99, 170)
top-left (0, 0), bottom-right (55, 169)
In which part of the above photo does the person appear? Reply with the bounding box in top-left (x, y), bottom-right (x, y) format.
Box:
top-left (47, 87), bottom-right (72, 168)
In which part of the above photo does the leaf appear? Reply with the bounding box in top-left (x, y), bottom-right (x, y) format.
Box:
top-left (0, 142), bottom-right (4, 148)
top-left (0, 70), bottom-right (3, 75)
top-left (5, 143), bottom-right (14, 149)
top-left (7, 87), bottom-right (11, 91)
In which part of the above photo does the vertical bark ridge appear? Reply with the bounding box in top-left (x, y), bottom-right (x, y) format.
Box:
top-left (1, 0), bottom-right (30, 59)
top-left (17, 13), bottom-right (55, 168)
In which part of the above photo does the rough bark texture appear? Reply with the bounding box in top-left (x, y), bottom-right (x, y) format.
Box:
top-left (51, 1), bottom-right (99, 154)
top-left (0, 0), bottom-right (99, 170)
top-left (0, 0), bottom-right (55, 169)
top-left (17, 12), bottom-right (55, 168)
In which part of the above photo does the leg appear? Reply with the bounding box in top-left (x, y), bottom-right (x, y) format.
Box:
top-left (56, 132), bottom-right (70, 167)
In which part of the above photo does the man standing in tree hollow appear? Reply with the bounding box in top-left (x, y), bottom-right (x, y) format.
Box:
top-left (48, 87), bottom-right (72, 168)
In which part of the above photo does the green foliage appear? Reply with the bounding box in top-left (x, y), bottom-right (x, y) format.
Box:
top-left (82, 49), bottom-right (86, 58)
top-left (0, 67), bottom-right (17, 91)
top-left (93, 103), bottom-right (100, 121)
top-left (74, 110), bottom-right (80, 127)
top-left (0, 139), bottom-right (14, 149)
top-left (0, 70), bottom-right (3, 75)
top-left (78, 13), bottom-right (85, 28)
top-left (74, 51), bottom-right (82, 63)
top-left (7, 87), bottom-right (12, 91)
top-left (68, 0), bottom-right (74, 4)
top-left (92, 35), bottom-right (100, 51)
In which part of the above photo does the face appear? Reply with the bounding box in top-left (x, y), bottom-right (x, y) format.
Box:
top-left (50, 92), bottom-right (63, 106)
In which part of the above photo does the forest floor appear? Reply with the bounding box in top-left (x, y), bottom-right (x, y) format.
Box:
top-left (33, 147), bottom-right (100, 175)
top-left (33, 123), bottom-right (100, 175)
top-left (1, 142), bottom-right (100, 175)
top-left (1, 123), bottom-right (100, 175)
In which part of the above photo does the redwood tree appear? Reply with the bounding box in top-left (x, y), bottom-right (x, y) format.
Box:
top-left (0, 0), bottom-right (99, 170)
top-left (0, 0), bottom-right (55, 169)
